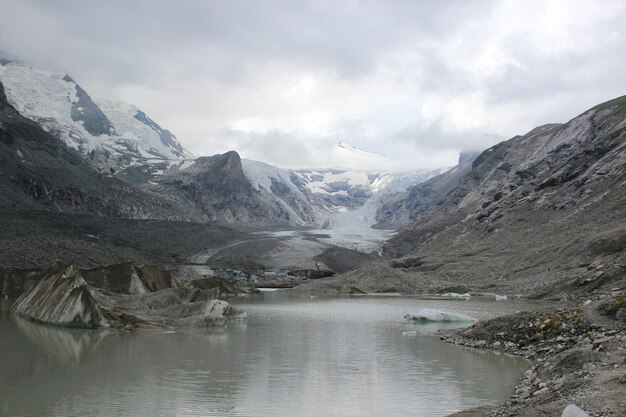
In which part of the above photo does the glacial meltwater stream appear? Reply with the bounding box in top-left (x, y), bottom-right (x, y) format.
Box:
top-left (0, 294), bottom-right (536, 417)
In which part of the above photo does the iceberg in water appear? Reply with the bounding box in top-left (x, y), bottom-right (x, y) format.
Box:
top-left (441, 292), bottom-right (471, 299)
top-left (404, 309), bottom-right (476, 323)
top-left (495, 294), bottom-right (508, 301)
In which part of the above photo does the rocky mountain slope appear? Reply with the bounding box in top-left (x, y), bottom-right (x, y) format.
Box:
top-left (153, 151), bottom-right (317, 226)
top-left (0, 78), bottom-right (204, 220)
top-left (382, 96), bottom-right (626, 297)
top-left (375, 151), bottom-right (479, 228)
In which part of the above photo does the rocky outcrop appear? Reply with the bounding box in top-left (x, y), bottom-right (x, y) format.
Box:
top-left (133, 110), bottom-right (184, 156)
top-left (62, 75), bottom-right (116, 137)
top-left (155, 151), bottom-right (315, 226)
top-left (375, 151), bottom-right (480, 229)
top-left (10, 264), bottom-right (247, 329)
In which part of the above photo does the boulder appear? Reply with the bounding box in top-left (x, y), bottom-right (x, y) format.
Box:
top-left (561, 404), bottom-right (590, 417)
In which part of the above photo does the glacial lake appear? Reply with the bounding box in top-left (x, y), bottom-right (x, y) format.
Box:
top-left (0, 293), bottom-right (536, 417)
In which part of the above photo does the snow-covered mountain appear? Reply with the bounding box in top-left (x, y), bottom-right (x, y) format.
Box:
top-left (240, 160), bottom-right (447, 225)
top-left (0, 59), bottom-right (447, 228)
top-left (0, 61), bottom-right (190, 173)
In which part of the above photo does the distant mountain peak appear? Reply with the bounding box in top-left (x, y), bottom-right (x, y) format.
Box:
top-left (337, 141), bottom-right (390, 160)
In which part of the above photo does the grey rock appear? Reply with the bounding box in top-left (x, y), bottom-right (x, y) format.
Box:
top-left (561, 404), bottom-right (590, 417)
top-left (582, 362), bottom-right (596, 373)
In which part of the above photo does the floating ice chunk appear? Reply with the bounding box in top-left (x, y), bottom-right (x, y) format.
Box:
top-left (441, 292), bottom-right (471, 299)
top-left (402, 330), bottom-right (417, 337)
top-left (495, 294), bottom-right (508, 301)
top-left (404, 309), bottom-right (476, 323)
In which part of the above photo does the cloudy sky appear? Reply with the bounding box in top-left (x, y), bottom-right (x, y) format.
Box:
top-left (1, 0), bottom-right (625, 171)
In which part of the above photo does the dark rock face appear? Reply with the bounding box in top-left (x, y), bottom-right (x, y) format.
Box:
top-left (62, 75), bottom-right (116, 137)
top-left (157, 151), bottom-right (302, 225)
top-left (133, 110), bottom-right (184, 156)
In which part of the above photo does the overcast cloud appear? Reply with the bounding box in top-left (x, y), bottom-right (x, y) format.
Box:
top-left (1, 0), bottom-right (625, 170)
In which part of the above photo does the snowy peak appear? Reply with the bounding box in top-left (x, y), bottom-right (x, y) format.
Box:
top-left (96, 99), bottom-right (188, 159)
top-left (134, 110), bottom-right (184, 156)
top-left (0, 61), bottom-right (189, 172)
top-left (337, 141), bottom-right (390, 161)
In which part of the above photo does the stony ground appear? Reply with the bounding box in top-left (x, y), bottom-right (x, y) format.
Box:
top-left (441, 290), bottom-right (626, 416)
top-left (0, 209), bottom-right (242, 268)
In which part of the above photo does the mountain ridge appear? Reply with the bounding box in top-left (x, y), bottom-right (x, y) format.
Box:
top-left (380, 96), bottom-right (626, 297)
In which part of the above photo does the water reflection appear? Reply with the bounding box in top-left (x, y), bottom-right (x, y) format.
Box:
top-left (0, 295), bottom-right (534, 417)
top-left (13, 317), bottom-right (112, 367)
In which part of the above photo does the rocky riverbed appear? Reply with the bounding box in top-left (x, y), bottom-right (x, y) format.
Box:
top-left (441, 291), bottom-right (626, 416)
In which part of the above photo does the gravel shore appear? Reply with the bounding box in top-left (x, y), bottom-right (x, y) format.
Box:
top-left (441, 291), bottom-right (626, 416)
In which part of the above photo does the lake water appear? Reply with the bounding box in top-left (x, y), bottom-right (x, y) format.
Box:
top-left (0, 294), bottom-right (535, 417)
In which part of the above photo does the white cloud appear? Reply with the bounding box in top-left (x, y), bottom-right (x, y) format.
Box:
top-left (1, 0), bottom-right (625, 171)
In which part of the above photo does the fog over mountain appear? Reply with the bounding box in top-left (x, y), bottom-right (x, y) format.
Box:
top-left (1, 0), bottom-right (625, 170)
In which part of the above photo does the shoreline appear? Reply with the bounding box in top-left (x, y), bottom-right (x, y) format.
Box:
top-left (440, 291), bottom-right (626, 416)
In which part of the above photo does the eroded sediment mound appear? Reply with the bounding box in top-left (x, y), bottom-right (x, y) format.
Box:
top-left (11, 265), bottom-right (108, 328)
top-left (293, 262), bottom-right (428, 294)
top-left (10, 263), bottom-right (248, 329)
